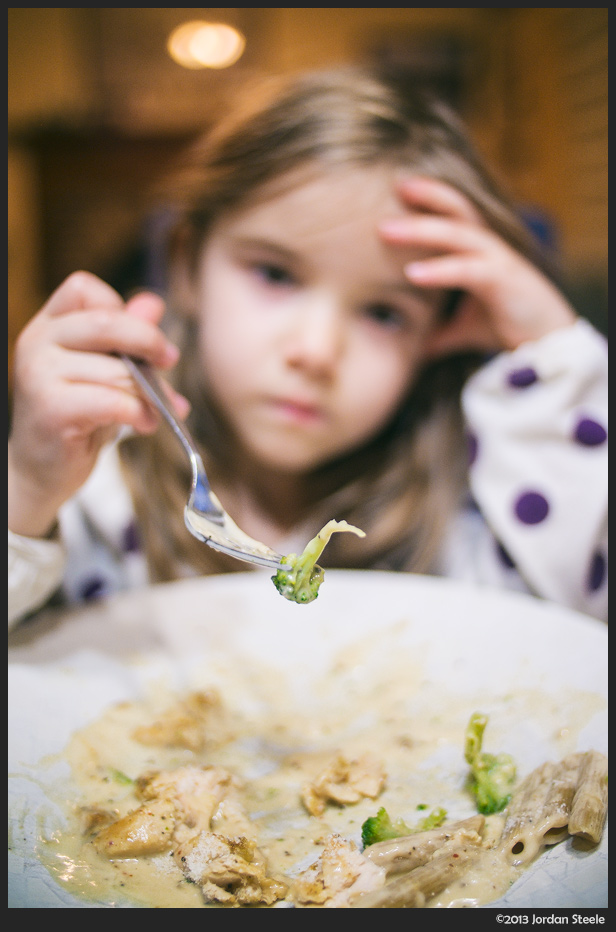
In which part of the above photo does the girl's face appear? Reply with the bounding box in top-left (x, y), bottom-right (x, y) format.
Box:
top-left (195, 166), bottom-right (445, 475)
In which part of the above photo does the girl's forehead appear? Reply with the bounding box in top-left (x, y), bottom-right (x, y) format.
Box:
top-left (204, 163), bottom-right (443, 308)
top-left (220, 164), bottom-right (407, 239)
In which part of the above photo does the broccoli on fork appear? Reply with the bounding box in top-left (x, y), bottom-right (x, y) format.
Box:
top-left (272, 519), bottom-right (365, 604)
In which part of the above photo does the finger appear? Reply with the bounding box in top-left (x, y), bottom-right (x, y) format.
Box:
top-left (395, 176), bottom-right (484, 223)
top-left (125, 291), bottom-right (166, 324)
top-left (379, 213), bottom-right (488, 253)
top-left (55, 350), bottom-right (144, 392)
top-left (42, 271), bottom-right (124, 318)
top-left (405, 254), bottom-right (488, 291)
top-left (52, 308), bottom-right (180, 369)
top-left (41, 379), bottom-right (161, 437)
top-left (163, 385), bottom-right (191, 420)
top-left (57, 349), bottom-right (191, 421)
top-left (114, 356), bottom-right (191, 421)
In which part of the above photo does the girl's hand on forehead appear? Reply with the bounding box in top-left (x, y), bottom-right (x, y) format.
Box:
top-left (8, 272), bottom-right (187, 539)
top-left (378, 177), bottom-right (577, 357)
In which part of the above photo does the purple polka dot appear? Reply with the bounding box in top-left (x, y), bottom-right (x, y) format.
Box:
top-left (80, 576), bottom-right (107, 601)
top-left (495, 540), bottom-right (516, 569)
top-left (507, 366), bottom-right (538, 389)
top-left (514, 491), bottom-right (549, 525)
top-left (586, 550), bottom-right (606, 592)
top-left (574, 418), bottom-right (607, 447)
top-left (122, 520), bottom-right (141, 553)
top-left (467, 431), bottom-right (478, 466)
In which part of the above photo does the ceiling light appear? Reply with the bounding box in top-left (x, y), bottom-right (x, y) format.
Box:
top-left (167, 21), bottom-right (245, 70)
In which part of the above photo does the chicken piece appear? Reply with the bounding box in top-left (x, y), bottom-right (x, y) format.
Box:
top-left (92, 765), bottom-right (243, 859)
top-left (80, 805), bottom-right (118, 837)
top-left (92, 797), bottom-right (176, 857)
top-left (136, 764), bottom-right (239, 838)
top-left (132, 690), bottom-right (229, 751)
top-left (292, 833), bottom-right (385, 908)
top-left (301, 753), bottom-right (386, 816)
top-left (211, 795), bottom-right (256, 840)
top-left (174, 832), bottom-right (288, 906)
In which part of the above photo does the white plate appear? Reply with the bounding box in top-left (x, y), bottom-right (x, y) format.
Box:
top-left (8, 571), bottom-right (608, 908)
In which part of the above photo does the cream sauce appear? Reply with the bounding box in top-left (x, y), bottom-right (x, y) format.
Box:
top-left (33, 643), bottom-right (604, 909)
top-left (185, 491), bottom-right (285, 568)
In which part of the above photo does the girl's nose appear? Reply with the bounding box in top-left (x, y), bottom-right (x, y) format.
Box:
top-left (283, 296), bottom-right (345, 377)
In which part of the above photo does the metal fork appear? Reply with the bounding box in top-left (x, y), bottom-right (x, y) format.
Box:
top-left (121, 355), bottom-right (290, 570)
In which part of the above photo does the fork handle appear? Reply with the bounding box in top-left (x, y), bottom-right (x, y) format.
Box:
top-left (120, 354), bottom-right (207, 488)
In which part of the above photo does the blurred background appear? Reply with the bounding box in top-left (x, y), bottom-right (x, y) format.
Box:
top-left (8, 8), bottom-right (608, 386)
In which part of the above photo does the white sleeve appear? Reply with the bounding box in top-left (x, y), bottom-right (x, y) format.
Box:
top-left (462, 319), bottom-right (608, 621)
top-left (8, 439), bottom-right (148, 631)
top-left (8, 528), bottom-right (66, 630)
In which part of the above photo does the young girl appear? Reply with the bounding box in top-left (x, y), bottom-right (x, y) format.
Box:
top-left (8, 65), bottom-right (608, 627)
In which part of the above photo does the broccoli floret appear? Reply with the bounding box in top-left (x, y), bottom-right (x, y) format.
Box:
top-left (108, 768), bottom-right (134, 785)
top-left (361, 805), bottom-right (447, 847)
top-left (272, 519), bottom-right (365, 604)
top-left (415, 805), bottom-right (448, 832)
top-left (464, 712), bottom-right (516, 815)
top-left (361, 807), bottom-right (412, 847)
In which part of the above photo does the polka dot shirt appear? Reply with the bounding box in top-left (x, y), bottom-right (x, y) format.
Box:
top-left (450, 319), bottom-right (607, 619)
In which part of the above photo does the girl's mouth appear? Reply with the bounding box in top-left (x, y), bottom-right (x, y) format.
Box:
top-left (269, 396), bottom-right (325, 425)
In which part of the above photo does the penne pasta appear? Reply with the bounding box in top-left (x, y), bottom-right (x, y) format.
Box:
top-left (363, 815), bottom-right (485, 876)
top-left (568, 750), bottom-right (609, 844)
top-left (499, 754), bottom-right (583, 863)
top-left (500, 751), bottom-right (608, 865)
top-left (351, 843), bottom-right (485, 908)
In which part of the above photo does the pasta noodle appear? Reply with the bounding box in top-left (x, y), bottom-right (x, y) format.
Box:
top-left (499, 751), bottom-right (608, 865)
top-left (351, 843), bottom-right (485, 908)
top-left (568, 749), bottom-right (609, 844)
top-left (352, 752), bottom-right (608, 908)
top-left (363, 815), bottom-right (485, 876)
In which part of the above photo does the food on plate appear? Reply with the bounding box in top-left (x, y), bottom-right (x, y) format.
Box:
top-left (298, 749), bottom-right (608, 909)
top-left (90, 762), bottom-right (288, 905)
top-left (34, 683), bottom-right (607, 908)
top-left (92, 761), bottom-right (288, 906)
top-left (499, 749), bottom-right (609, 865)
top-left (464, 712), bottom-right (517, 814)
top-left (351, 838), bottom-right (485, 908)
top-left (174, 831), bottom-right (287, 906)
top-left (568, 749), bottom-right (610, 844)
top-left (361, 804), bottom-right (447, 847)
top-left (91, 765), bottom-right (244, 857)
top-left (132, 689), bottom-right (230, 751)
top-left (272, 519), bottom-right (366, 603)
top-left (362, 815), bottom-right (484, 874)
top-left (292, 834), bottom-right (386, 907)
top-left (301, 753), bottom-right (386, 816)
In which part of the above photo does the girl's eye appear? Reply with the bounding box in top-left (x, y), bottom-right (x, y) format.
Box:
top-left (253, 262), bottom-right (295, 288)
top-left (363, 303), bottom-right (406, 330)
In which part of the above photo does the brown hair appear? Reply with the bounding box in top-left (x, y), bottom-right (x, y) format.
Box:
top-left (120, 65), bottom-right (545, 582)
